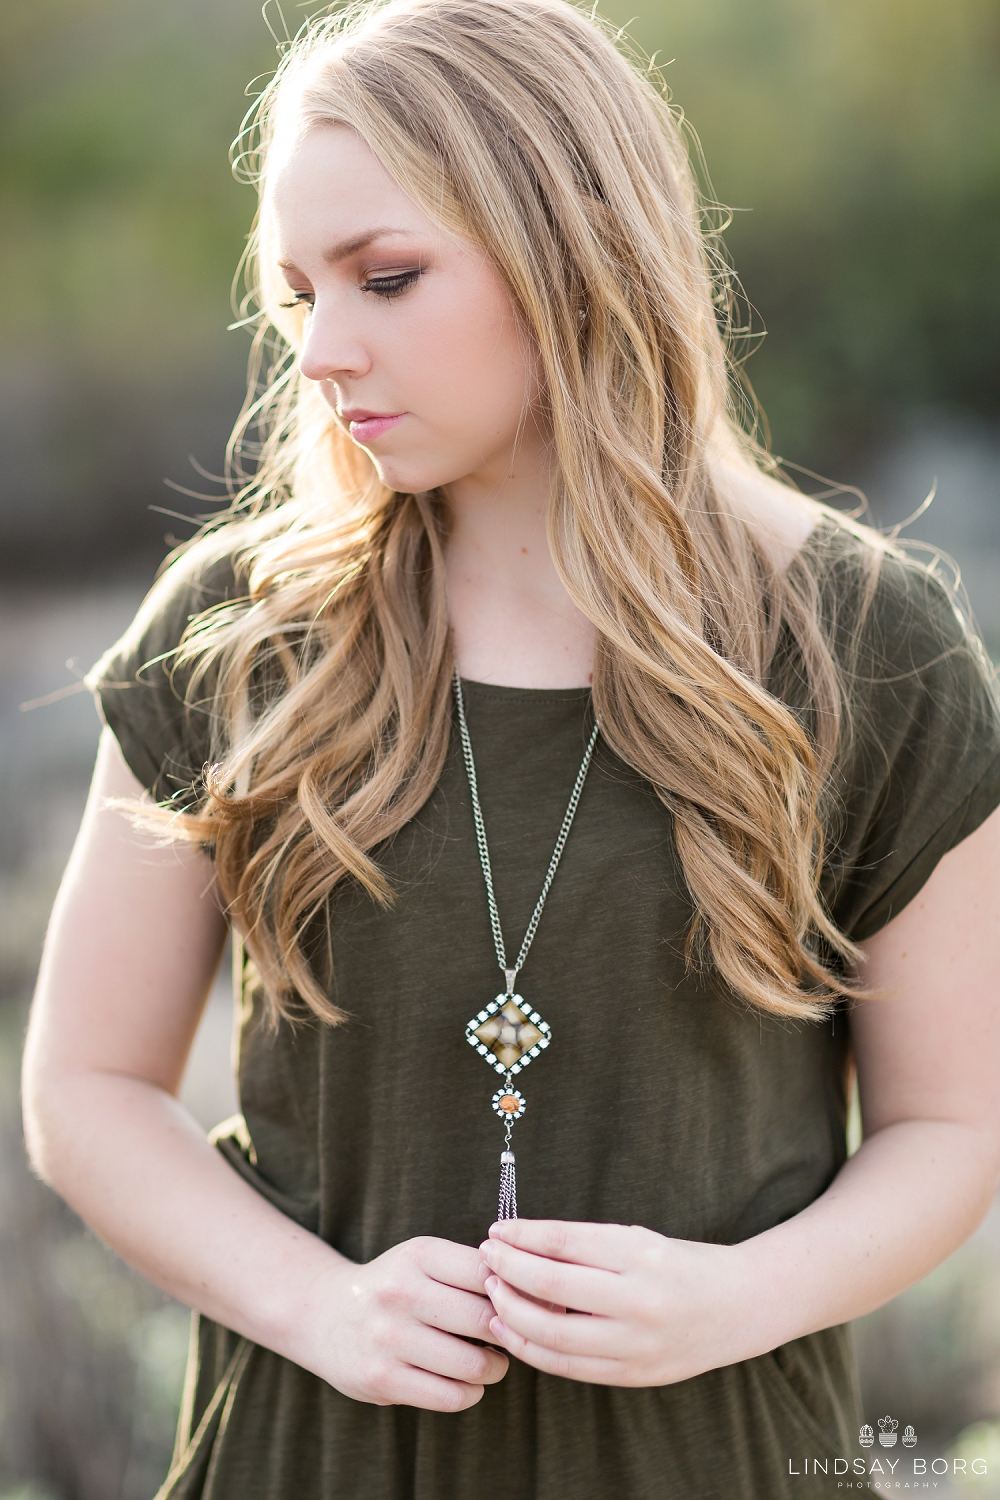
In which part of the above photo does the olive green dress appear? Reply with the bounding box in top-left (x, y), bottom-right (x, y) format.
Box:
top-left (91, 519), bottom-right (1000, 1500)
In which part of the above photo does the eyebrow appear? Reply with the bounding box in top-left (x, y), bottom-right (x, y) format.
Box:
top-left (277, 227), bottom-right (417, 272)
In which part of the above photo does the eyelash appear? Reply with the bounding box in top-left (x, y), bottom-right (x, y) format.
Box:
top-left (278, 269), bottom-right (422, 310)
top-left (363, 269), bottom-right (422, 300)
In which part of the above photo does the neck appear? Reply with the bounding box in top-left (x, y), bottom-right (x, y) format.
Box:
top-left (442, 422), bottom-right (595, 689)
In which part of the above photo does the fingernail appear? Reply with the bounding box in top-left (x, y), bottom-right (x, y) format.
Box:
top-left (490, 1316), bottom-right (507, 1338)
top-left (479, 1243), bottom-right (496, 1264)
top-left (484, 1274), bottom-right (500, 1294)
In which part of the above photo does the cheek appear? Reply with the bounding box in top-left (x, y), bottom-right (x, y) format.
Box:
top-left (413, 285), bottom-right (534, 433)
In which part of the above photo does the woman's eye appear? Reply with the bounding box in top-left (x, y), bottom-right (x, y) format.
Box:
top-left (361, 269), bottom-right (422, 300)
top-left (278, 291), bottom-right (314, 309)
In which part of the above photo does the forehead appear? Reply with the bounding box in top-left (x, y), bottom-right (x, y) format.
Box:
top-left (267, 124), bottom-right (433, 250)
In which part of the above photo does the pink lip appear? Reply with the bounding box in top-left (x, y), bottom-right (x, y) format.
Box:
top-left (341, 410), bottom-right (407, 443)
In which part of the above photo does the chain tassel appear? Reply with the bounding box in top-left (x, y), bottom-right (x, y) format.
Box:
top-left (498, 1149), bottom-right (518, 1220)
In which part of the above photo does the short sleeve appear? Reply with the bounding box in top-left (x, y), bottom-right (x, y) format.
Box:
top-left (813, 536), bottom-right (1000, 943)
top-left (87, 538), bottom-right (245, 808)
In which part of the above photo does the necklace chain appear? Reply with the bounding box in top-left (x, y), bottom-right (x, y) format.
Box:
top-left (453, 671), bottom-right (600, 991)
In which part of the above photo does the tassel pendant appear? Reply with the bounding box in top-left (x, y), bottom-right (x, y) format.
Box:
top-left (464, 990), bottom-right (540, 1223)
top-left (487, 1075), bottom-right (525, 1221)
top-left (498, 1149), bottom-right (518, 1220)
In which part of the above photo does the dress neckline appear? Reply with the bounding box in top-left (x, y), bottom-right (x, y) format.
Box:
top-left (457, 677), bottom-right (593, 700)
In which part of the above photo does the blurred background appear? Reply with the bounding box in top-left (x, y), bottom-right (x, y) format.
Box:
top-left (1, 0), bottom-right (998, 1494)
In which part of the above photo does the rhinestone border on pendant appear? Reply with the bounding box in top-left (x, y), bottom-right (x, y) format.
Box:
top-left (491, 1087), bottom-right (526, 1121)
top-left (465, 994), bottom-right (552, 1077)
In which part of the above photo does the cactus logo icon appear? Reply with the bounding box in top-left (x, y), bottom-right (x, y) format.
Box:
top-left (902, 1425), bottom-right (917, 1448)
top-left (878, 1416), bottom-right (899, 1447)
top-left (859, 1425), bottom-right (874, 1449)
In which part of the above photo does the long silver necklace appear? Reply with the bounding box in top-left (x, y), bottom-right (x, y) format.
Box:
top-left (454, 671), bottom-right (599, 1220)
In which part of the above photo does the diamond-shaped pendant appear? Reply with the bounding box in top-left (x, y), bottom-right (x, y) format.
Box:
top-left (465, 995), bottom-right (551, 1076)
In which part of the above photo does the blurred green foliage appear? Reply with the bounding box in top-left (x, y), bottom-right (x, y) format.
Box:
top-left (0, 0), bottom-right (996, 564)
top-left (611, 0), bottom-right (1000, 465)
top-left (0, 0), bottom-right (272, 570)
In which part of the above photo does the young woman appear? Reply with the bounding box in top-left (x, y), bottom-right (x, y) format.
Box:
top-left (22, 1), bottom-right (1000, 1496)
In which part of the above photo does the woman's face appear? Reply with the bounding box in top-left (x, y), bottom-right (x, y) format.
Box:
top-left (268, 123), bottom-right (545, 495)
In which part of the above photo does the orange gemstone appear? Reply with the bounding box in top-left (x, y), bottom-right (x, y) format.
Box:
top-left (498, 1094), bottom-right (520, 1113)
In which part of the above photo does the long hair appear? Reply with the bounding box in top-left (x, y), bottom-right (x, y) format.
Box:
top-left (131, 0), bottom-right (878, 1023)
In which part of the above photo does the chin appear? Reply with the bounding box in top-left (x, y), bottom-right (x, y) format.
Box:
top-left (365, 450), bottom-right (467, 495)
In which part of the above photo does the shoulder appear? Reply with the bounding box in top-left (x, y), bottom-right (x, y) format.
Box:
top-left (85, 518), bottom-right (274, 804)
top-left (108, 524), bottom-right (254, 675)
top-left (709, 451), bottom-right (982, 677)
top-left (710, 450), bottom-right (823, 573)
top-left (806, 517), bottom-right (988, 682)
top-left (809, 522), bottom-right (1000, 940)
top-left (711, 446), bottom-right (978, 668)
top-left (87, 507), bottom-right (301, 692)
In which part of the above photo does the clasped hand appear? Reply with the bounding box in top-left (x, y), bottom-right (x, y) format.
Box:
top-left (478, 1219), bottom-right (754, 1387)
top-left (307, 1222), bottom-right (754, 1412)
top-left (305, 1236), bottom-right (508, 1411)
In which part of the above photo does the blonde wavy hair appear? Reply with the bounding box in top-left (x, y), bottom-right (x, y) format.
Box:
top-left (142, 0), bottom-right (877, 1023)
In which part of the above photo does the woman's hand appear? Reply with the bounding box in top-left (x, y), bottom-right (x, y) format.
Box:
top-left (483, 809), bottom-right (1000, 1389)
top-left (478, 1219), bottom-right (751, 1387)
top-left (23, 735), bottom-right (506, 1416)
top-left (297, 1235), bottom-right (509, 1411)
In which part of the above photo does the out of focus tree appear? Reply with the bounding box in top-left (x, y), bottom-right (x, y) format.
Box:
top-left (614, 0), bottom-right (1000, 468)
top-left (0, 0), bottom-right (997, 572)
top-left (0, 0), bottom-right (272, 574)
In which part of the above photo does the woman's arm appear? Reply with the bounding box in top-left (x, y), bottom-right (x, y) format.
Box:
top-left (476, 803), bottom-right (1000, 1384)
top-left (23, 729), bottom-right (506, 1410)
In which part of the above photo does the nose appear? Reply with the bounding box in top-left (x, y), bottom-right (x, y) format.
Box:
top-left (298, 301), bottom-right (373, 384)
